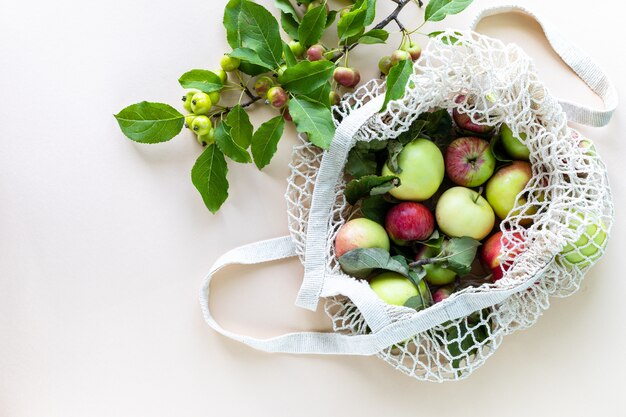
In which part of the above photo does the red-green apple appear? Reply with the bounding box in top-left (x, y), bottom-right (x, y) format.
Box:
top-left (385, 202), bottom-right (434, 245)
top-left (560, 214), bottom-right (607, 266)
top-left (480, 231), bottom-right (525, 281)
top-left (485, 161), bottom-right (534, 221)
top-left (335, 218), bottom-right (390, 258)
top-left (432, 286), bottom-right (453, 303)
top-left (381, 138), bottom-right (445, 201)
top-left (445, 137), bottom-right (496, 187)
top-left (435, 186), bottom-right (495, 240)
top-left (370, 272), bottom-right (429, 307)
top-left (453, 95), bottom-right (495, 134)
top-left (415, 244), bottom-right (456, 285)
top-left (500, 124), bottom-right (530, 160)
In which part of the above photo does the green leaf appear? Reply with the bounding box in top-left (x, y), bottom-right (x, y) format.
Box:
top-left (344, 175), bottom-right (399, 205)
top-left (178, 70), bottom-right (223, 93)
top-left (338, 248), bottom-right (408, 279)
top-left (239, 62), bottom-right (269, 77)
top-left (298, 4), bottom-right (327, 47)
top-left (278, 60), bottom-right (335, 95)
top-left (288, 96), bottom-right (335, 149)
top-left (325, 10), bottom-right (338, 28)
top-left (355, 139), bottom-right (388, 151)
top-left (417, 109), bottom-right (453, 141)
top-left (282, 42), bottom-right (298, 67)
top-left (114, 102), bottom-right (184, 144)
top-left (229, 48), bottom-right (274, 70)
top-left (224, 0), bottom-right (244, 48)
top-left (274, 0), bottom-right (299, 21)
top-left (429, 30), bottom-right (463, 45)
top-left (381, 59), bottom-right (413, 111)
top-left (280, 12), bottom-right (300, 40)
top-left (337, 8), bottom-right (367, 42)
top-left (360, 195), bottom-right (392, 224)
top-left (191, 144), bottom-right (229, 214)
top-left (362, 0), bottom-right (376, 25)
top-left (217, 105), bottom-right (253, 164)
top-left (358, 28), bottom-right (388, 44)
top-left (305, 82), bottom-right (332, 108)
top-left (438, 237), bottom-right (481, 275)
top-left (251, 116), bottom-right (285, 169)
top-left (346, 147), bottom-right (377, 178)
top-left (238, 0), bottom-right (283, 67)
top-left (446, 310), bottom-right (491, 372)
top-left (421, 230), bottom-right (444, 250)
top-left (386, 141), bottom-right (404, 174)
top-left (425, 0), bottom-right (474, 22)
top-left (490, 134), bottom-right (513, 163)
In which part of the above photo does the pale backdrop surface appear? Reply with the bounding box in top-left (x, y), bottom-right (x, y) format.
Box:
top-left (1, 0), bottom-right (624, 416)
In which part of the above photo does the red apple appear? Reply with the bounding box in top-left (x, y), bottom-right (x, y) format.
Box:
top-left (385, 202), bottom-right (434, 245)
top-left (335, 218), bottom-right (390, 258)
top-left (432, 286), bottom-right (453, 303)
top-left (445, 137), bottom-right (496, 187)
top-left (480, 231), bottom-right (525, 281)
top-left (453, 95), bottom-right (495, 134)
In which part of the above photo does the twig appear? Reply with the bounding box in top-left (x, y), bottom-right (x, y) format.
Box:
top-left (331, 0), bottom-right (412, 62)
top-left (213, 95), bottom-right (262, 120)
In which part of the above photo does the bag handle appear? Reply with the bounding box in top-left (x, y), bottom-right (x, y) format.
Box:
top-left (470, 5), bottom-right (618, 127)
top-left (199, 235), bottom-right (549, 355)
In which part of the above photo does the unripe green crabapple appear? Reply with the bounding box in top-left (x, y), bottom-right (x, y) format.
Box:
top-left (220, 54), bottom-right (240, 72)
top-left (191, 92), bottom-right (212, 115)
top-left (191, 115), bottom-right (212, 136)
top-left (254, 76), bottom-right (274, 98)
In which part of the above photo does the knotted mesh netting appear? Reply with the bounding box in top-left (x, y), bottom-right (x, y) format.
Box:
top-left (285, 30), bottom-right (612, 381)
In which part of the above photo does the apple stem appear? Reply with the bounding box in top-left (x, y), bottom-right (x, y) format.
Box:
top-left (409, 258), bottom-right (435, 268)
top-left (473, 186), bottom-right (484, 204)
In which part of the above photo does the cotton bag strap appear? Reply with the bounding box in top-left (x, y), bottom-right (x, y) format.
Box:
top-left (199, 234), bottom-right (551, 354)
top-left (470, 5), bottom-right (618, 127)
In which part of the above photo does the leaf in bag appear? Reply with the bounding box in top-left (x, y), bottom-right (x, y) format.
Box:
top-left (428, 30), bottom-right (463, 45)
top-left (360, 195), bottom-right (393, 224)
top-left (346, 147), bottom-right (378, 178)
top-left (338, 248), bottom-right (408, 279)
top-left (344, 175), bottom-right (399, 205)
top-left (381, 59), bottom-right (413, 111)
top-left (418, 109), bottom-right (453, 141)
top-left (386, 141), bottom-right (404, 174)
top-left (438, 236), bottom-right (481, 275)
top-left (490, 134), bottom-right (513, 163)
top-left (425, 0), bottom-right (474, 22)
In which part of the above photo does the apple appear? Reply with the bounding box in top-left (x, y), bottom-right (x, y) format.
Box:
top-left (453, 95), bottom-right (495, 135)
top-left (432, 286), bottom-right (453, 303)
top-left (480, 231), bottom-right (525, 281)
top-left (335, 218), bottom-right (390, 258)
top-left (560, 214), bottom-right (607, 266)
top-left (435, 186), bottom-right (495, 240)
top-left (415, 244), bottom-right (457, 285)
top-left (445, 137), bottom-right (496, 187)
top-left (385, 202), bottom-right (434, 245)
top-left (500, 124), bottom-right (530, 160)
top-left (485, 161), bottom-right (533, 221)
top-left (306, 44), bottom-right (325, 61)
top-left (381, 138), bottom-right (445, 201)
top-left (370, 272), bottom-right (429, 307)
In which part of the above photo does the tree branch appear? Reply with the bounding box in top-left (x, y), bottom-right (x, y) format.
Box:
top-left (331, 0), bottom-right (412, 62)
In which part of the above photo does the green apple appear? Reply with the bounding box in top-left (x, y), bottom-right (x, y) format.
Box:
top-left (485, 161), bottom-right (534, 221)
top-left (416, 245), bottom-right (456, 285)
top-left (382, 138), bottom-right (444, 201)
top-left (500, 124), bottom-right (530, 160)
top-left (369, 272), bottom-right (429, 307)
top-left (335, 218), bottom-right (390, 258)
top-left (560, 213), bottom-right (607, 266)
top-left (435, 186), bottom-right (495, 240)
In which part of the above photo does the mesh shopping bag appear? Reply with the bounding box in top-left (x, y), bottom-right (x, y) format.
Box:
top-left (200, 5), bottom-right (617, 381)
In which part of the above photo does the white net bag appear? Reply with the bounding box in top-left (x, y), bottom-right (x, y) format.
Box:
top-left (200, 6), bottom-right (617, 381)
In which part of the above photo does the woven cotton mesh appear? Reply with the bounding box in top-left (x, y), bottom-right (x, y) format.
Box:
top-left (285, 30), bottom-right (613, 381)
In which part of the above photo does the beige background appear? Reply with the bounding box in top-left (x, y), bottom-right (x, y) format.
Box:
top-left (1, 0), bottom-right (624, 415)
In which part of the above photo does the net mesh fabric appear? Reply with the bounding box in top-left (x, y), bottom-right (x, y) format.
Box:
top-left (285, 30), bottom-right (612, 381)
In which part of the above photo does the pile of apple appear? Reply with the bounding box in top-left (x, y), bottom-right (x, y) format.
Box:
top-left (334, 103), bottom-right (607, 312)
